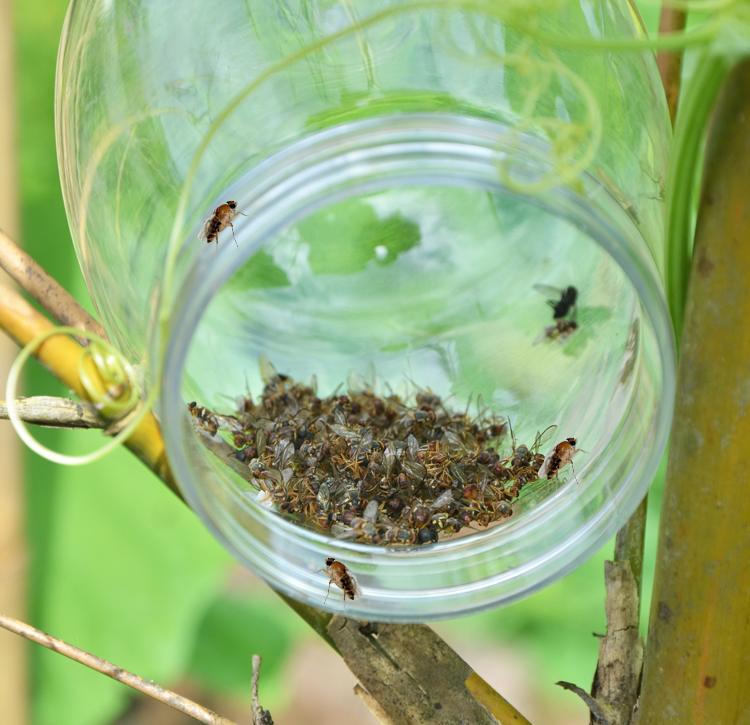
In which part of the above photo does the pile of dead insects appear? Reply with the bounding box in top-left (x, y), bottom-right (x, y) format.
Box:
top-left (189, 371), bottom-right (549, 546)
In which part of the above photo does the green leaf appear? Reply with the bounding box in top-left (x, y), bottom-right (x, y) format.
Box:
top-left (189, 595), bottom-right (293, 700)
top-left (31, 435), bottom-right (232, 725)
top-left (227, 249), bottom-right (291, 290)
top-left (300, 198), bottom-right (420, 275)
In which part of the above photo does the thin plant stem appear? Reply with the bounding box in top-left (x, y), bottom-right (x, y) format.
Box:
top-left (665, 51), bottom-right (732, 341)
top-left (0, 611), bottom-right (239, 725)
top-left (0, 396), bottom-right (104, 428)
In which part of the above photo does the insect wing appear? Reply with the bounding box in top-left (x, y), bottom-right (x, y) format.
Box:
top-left (405, 434), bottom-right (419, 460)
top-left (362, 499), bottom-right (379, 523)
top-left (384, 443), bottom-right (396, 476)
top-left (214, 414), bottom-right (243, 433)
top-left (198, 217), bottom-right (212, 242)
top-left (533, 324), bottom-right (556, 345)
top-left (533, 283), bottom-right (563, 299)
top-left (537, 453), bottom-right (552, 479)
top-left (533, 425), bottom-right (558, 454)
top-left (348, 571), bottom-right (363, 600)
top-left (317, 483), bottom-right (331, 512)
top-left (258, 353), bottom-right (277, 384)
top-left (430, 490), bottom-right (454, 511)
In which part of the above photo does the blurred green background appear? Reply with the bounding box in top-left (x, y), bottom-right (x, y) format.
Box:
top-left (15, 1), bottom-right (669, 724)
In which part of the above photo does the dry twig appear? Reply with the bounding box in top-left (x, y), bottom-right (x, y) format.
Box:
top-left (559, 562), bottom-right (643, 725)
top-left (589, 561), bottom-right (644, 724)
top-left (0, 611), bottom-right (238, 725)
top-left (250, 655), bottom-right (273, 725)
top-left (0, 395), bottom-right (104, 428)
top-left (556, 681), bottom-right (619, 725)
top-left (0, 227), bottom-right (107, 342)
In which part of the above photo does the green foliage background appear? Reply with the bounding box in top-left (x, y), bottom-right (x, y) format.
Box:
top-left (15, 1), bottom-right (665, 723)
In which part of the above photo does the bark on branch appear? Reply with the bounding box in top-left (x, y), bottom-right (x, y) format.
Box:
top-left (329, 617), bottom-right (500, 725)
top-left (0, 396), bottom-right (104, 428)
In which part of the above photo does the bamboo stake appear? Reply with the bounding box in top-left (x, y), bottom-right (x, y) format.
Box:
top-left (639, 58), bottom-right (750, 725)
top-left (0, 611), bottom-right (239, 725)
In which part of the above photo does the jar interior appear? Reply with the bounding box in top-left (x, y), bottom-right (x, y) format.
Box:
top-left (182, 181), bottom-right (638, 523)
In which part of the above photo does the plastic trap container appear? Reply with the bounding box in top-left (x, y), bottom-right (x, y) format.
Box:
top-left (56, 0), bottom-right (674, 621)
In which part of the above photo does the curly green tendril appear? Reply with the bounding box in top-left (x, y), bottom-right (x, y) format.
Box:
top-left (6, 328), bottom-right (156, 466)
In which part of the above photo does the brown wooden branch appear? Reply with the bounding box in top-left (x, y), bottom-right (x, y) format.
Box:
top-left (0, 396), bottom-right (104, 428)
top-left (613, 496), bottom-right (647, 599)
top-left (656, 6), bottom-right (687, 123)
top-left (0, 611), bottom-right (239, 725)
top-left (589, 561), bottom-right (644, 725)
top-left (0, 227), bottom-right (107, 342)
top-left (561, 561), bottom-right (643, 725)
top-left (639, 57), bottom-right (750, 725)
top-left (328, 617), bottom-right (514, 725)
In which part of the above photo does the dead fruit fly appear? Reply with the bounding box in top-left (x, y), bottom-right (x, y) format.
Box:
top-left (538, 437), bottom-right (584, 484)
top-left (534, 284), bottom-right (578, 320)
top-left (317, 558), bottom-right (363, 604)
top-left (199, 201), bottom-right (247, 248)
top-left (533, 319), bottom-right (579, 345)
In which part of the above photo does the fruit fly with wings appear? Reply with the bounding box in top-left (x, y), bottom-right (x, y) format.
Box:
top-left (533, 284), bottom-right (579, 345)
top-left (533, 319), bottom-right (580, 346)
top-left (199, 201), bottom-right (247, 248)
top-left (317, 558), bottom-right (363, 604)
top-left (534, 284), bottom-right (578, 320)
top-left (538, 437), bottom-right (585, 484)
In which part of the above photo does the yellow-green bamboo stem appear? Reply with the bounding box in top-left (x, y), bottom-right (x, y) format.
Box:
top-left (640, 58), bottom-right (750, 725)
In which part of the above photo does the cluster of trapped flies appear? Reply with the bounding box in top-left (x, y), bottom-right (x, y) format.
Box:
top-left (194, 202), bottom-right (583, 604)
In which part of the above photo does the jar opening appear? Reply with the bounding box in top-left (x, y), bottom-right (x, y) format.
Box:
top-left (160, 114), bottom-right (674, 621)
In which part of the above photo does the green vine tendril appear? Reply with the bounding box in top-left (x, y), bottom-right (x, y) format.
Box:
top-left (6, 328), bottom-right (157, 466)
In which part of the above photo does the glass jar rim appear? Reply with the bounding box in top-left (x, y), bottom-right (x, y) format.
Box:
top-left (159, 113), bottom-right (675, 620)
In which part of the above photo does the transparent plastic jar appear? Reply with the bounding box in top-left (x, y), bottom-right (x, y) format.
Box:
top-left (56, 0), bottom-right (675, 621)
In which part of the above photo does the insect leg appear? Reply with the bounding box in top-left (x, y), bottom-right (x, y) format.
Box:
top-left (571, 460), bottom-right (579, 485)
top-left (228, 221), bottom-right (239, 248)
top-left (324, 580), bottom-right (332, 604)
